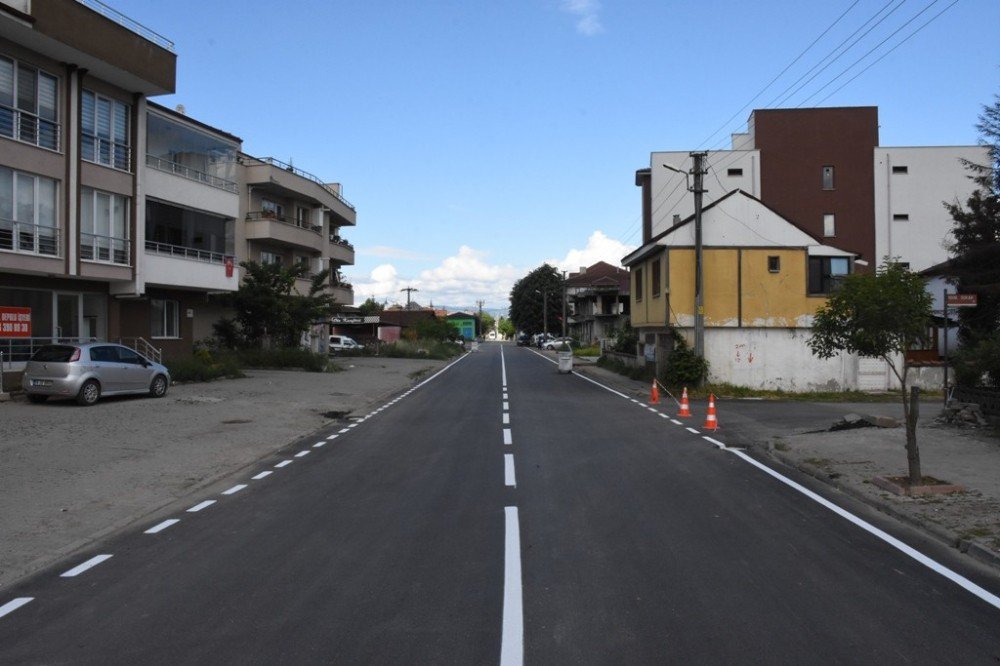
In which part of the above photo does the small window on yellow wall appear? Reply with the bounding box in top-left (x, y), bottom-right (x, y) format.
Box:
top-left (768, 256), bottom-right (780, 273)
top-left (634, 267), bottom-right (643, 301)
top-left (651, 259), bottom-right (661, 296)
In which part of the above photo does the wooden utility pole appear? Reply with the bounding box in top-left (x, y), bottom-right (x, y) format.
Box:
top-left (691, 151), bottom-right (707, 360)
top-left (400, 286), bottom-right (419, 308)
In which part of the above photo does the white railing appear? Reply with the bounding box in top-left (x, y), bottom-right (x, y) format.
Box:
top-left (146, 154), bottom-right (238, 193)
top-left (250, 156), bottom-right (355, 211)
top-left (81, 232), bottom-right (130, 265)
top-left (145, 240), bottom-right (232, 265)
top-left (119, 337), bottom-right (162, 364)
top-left (0, 105), bottom-right (60, 151)
top-left (82, 134), bottom-right (131, 171)
top-left (0, 218), bottom-right (60, 256)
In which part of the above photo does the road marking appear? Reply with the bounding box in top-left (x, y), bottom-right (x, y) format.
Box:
top-left (501, 344), bottom-right (508, 387)
top-left (686, 427), bottom-right (700, 435)
top-left (187, 500), bottom-right (216, 512)
top-left (348, 424), bottom-right (358, 429)
top-left (728, 448), bottom-right (1000, 611)
top-left (275, 460), bottom-right (293, 468)
top-left (327, 434), bottom-right (339, 440)
top-left (630, 399), bottom-right (639, 404)
top-left (503, 401), bottom-right (509, 411)
top-left (252, 470), bottom-right (274, 479)
top-left (503, 413), bottom-right (510, 425)
top-left (144, 519), bottom-right (180, 535)
top-left (671, 419), bottom-right (683, 425)
top-left (338, 428), bottom-right (350, 434)
top-left (504, 454), bottom-right (516, 487)
top-left (0, 597), bottom-right (32, 619)
top-left (503, 393), bottom-right (509, 400)
top-left (222, 484), bottom-right (248, 495)
top-left (501, 506), bottom-right (524, 666)
top-left (295, 450), bottom-right (311, 458)
top-left (702, 436), bottom-right (726, 449)
top-left (647, 407), bottom-right (658, 413)
top-left (60, 554), bottom-right (113, 577)
top-left (658, 413), bottom-right (670, 419)
top-left (313, 441), bottom-right (326, 448)
top-left (503, 428), bottom-right (512, 445)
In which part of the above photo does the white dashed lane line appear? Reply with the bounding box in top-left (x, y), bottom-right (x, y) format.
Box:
top-left (671, 419), bottom-right (683, 425)
top-left (60, 554), bottom-right (113, 577)
top-left (275, 460), bottom-right (293, 468)
top-left (504, 454), bottom-right (516, 487)
top-left (503, 428), bottom-right (513, 446)
top-left (252, 471), bottom-right (273, 480)
top-left (295, 450), bottom-right (311, 458)
top-left (0, 597), bottom-right (33, 619)
top-left (503, 413), bottom-right (510, 425)
top-left (338, 428), bottom-right (350, 434)
top-left (503, 401), bottom-right (509, 411)
top-left (222, 484), bottom-right (248, 495)
top-left (144, 519), bottom-right (180, 535)
top-left (685, 427), bottom-right (701, 435)
top-left (187, 500), bottom-right (216, 513)
top-left (313, 441), bottom-right (326, 449)
top-left (326, 434), bottom-right (340, 440)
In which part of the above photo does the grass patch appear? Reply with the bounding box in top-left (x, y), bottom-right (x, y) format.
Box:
top-left (574, 345), bottom-right (601, 357)
top-left (596, 355), bottom-right (654, 382)
top-left (772, 439), bottom-right (789, 452)
top-left (803, 457), bottom-right (833, 468)
top-left (230, 347), bottom-right (333, 372)
top-left (167, 354), bottom-right (245, 382)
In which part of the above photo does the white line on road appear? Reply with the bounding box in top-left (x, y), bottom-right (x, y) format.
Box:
top-left (503, 413), bottom-right (510, 425)
top-left (702, 436), bottom-right (726, 449)
top-left (686, 427), bottom-right (700, 435)
top-left (313, 441), bottom-right (326, 448)
top-left (0, 597), bottom-right (33, 619)
top-left (501, 506), bottom-right (524, 666)
top-left (647, 407), bottom-right (659, 413)
top-left (348, 424), bottom-right (358, 429)
top-left (252, 471), bottom-right (274, 479)
top-left (275, 460), bottom-right (293, 468)
top-left (144, 519), bottom-right (180, 535)
top-left (338, 428), bottom-right (350, 434)
top-left (295, 450), bottom-right (311, 458)
top-left (503, 428), bottom-right (512, 446)
top-left (504, 454), bottom-right (516, 487)
top-left (327, 434), bottom-right (340, 440)
top-left (658, 413), bottom-right (670, 419)
top-left (222, 484), bottom-right (248, 495)
top-left (60, 554), bottom-right (113, 577)
top-left (187, 500), bottom-right (216, 512)
top-left (501, 344), bottom-right (508, 388)
top-left (671, 419), bottom-right (683, 425)
top-left (503, 401), bottom-right (509, 411)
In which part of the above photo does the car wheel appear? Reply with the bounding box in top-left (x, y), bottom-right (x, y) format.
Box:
top-left (76, 379), bottom-right (100, 406)
top-left (27, 394), bottom-right (48, 404)
top-left (150, 374), bottom-right (169, 398)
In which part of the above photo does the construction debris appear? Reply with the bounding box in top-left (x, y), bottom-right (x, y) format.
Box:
top-left (937, 402), bottom-right (989, 428)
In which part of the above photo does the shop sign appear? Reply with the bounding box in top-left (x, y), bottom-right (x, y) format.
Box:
top-left (0, 306), bottom-right (31, 337)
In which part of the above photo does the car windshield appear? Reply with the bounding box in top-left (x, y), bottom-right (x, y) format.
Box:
top-left (30, 346), bottom-right (79, 363)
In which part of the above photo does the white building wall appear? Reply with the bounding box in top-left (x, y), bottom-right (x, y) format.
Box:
top-left (874, 146), bottom-right (987, 272)
top-left (650, 150), bottom-right (760, 237)
top-left (143, 168), bottom-right (240, 218)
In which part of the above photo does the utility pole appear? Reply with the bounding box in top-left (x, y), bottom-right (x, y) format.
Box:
top-left (476, 299), bottom-right (485, 337)
top-left (400, 286), bottom-right (418, 309)
top-left (562, 271), bottom-right (567, 338)
top-left (691, 151), bottom-right (707, 360)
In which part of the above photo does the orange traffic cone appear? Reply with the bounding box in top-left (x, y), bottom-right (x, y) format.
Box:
top-left (649, 379), bottom-right (660, 404)
top-left (678, 387), bottom-right (692, 417)
top-left (704, 393), bottom-right (719, 431)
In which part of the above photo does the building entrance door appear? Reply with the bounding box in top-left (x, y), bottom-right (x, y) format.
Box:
top-left (55, 293), bottom-right (81, 342)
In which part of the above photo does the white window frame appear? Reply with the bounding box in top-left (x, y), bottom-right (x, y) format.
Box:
top-left (0, 166), bottom-right (59, 256)
top-left (151, 298), bottom-right (179, 339)
top-left (81, 187), bottom-right (130, 265)
top-left (823, 213), bottom-right (835, 237)
top-left (0, 54), bottom-right (59, 150)
top-left (81, 90), bottom-right (131, 171)
top-left (260, 250), bottom-right (282, 265)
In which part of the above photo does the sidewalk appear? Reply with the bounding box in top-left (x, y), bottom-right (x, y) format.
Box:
top-left (569, 356), bottom-right (1000, 569)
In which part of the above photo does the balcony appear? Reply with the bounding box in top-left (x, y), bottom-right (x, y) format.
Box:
top-left (82, 134), bottom-right (132, 172)
top-left (243, 156), bottom-right (355, 223)
top-left (144, 241), bottom-right (238, 292)
top-left (0, 106), bottom-right (60, 151)
top-left (245, 211), bottom-right (324, 252)
top-left (0, 219), bottom-right (60, 257)
top-left (81, 232), bottom-right (129, 265)
top-left (146, 154), bottom-right (238, 193)
top-left (328, 235), bottom-right (355, 265)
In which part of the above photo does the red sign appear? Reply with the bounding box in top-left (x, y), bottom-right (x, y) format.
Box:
top-left (224, 256), bottom-right (234, 278)
top-left (946, 293), bottom-right (978, 307)
top-left (0, 306), bottom-right (31, 337)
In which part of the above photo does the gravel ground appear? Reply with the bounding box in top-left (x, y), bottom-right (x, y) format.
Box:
top-left (0, 357), bottom-right (445, 590)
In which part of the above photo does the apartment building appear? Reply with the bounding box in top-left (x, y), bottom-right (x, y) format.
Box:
top-left (564, 261), bottom-right (629, 346)
top-left (0, 0), bottom-right (355, 362)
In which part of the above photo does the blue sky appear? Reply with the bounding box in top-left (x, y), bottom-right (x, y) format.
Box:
top-left (114, 0), bottom-right (999, 310)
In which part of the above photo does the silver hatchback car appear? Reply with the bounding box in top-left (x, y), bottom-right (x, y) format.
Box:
top-left (23, 343), bottom-right (171, 406)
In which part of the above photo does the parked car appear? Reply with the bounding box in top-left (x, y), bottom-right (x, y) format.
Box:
top-left (542, 337), bottom-right (574, 350)
top-left (22, 343), bottom-right (170, 406)
top-left (328, 335), bottom-right (363, 354)
top-left (516, 333), bottom-right (530, 346)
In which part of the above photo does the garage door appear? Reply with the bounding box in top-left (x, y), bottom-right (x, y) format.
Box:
top-left (857, 357), bottom-right (889, 391)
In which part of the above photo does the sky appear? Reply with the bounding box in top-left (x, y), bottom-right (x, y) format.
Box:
top-left (113, 0), bottom-right (999, 311)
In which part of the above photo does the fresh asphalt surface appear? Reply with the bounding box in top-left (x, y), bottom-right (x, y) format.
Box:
top-left (1, 343), bottom-right (999, 664)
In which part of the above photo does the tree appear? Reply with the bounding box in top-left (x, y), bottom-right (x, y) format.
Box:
top-left (225, 261), bottom-right (336, 348)
top-left (480, 311), bottom-right (496, 335)
top-left (358, 297), bottom-right (385, 316)
top-left (497, 317), bottom-right (516, 340)
top-left (808, 261), bottom-right (932, 486)
top-left (509, 264), bottom-right (563, 334)
top-left (410, 316), bottom-right (459, 342)
top-left (944, 95), bottom-right (1000, 375)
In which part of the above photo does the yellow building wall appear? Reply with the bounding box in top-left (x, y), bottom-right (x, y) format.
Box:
top-left (740, 249), bottom-right (825, 326)
top-left (667, 249), bottom-right (738, 326)
top-left (629, 251), bottom-right (666, 327)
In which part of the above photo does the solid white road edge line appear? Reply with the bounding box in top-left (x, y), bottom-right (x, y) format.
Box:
top-left (503, 428), bottom-right (513, 446)
top-left (144, 519), bottom-right (180, 535)
top-left (504, 454), bottom-right (516, 487)
top-left (702, 436), bottom-right (726, 449)
top-left (412, 351), bottom-right (472, 390)
top-left (500, 506), bottom-right (524, 666)
top-left (60, 554), bottom-right (113, 577)
top-left (187, 500), bottom-right (216, 512)
top-left (222, 484), bottom-right (248, 495)
top-left (0, 597), bottom-right (33, 619)
top-left (728, 448), bottom-right (1000, 611)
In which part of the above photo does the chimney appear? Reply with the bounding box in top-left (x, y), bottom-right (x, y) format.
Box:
top-left (673, 214), bottom-right (681, 225)
top-left (579, 266), bottom-right (586, 274)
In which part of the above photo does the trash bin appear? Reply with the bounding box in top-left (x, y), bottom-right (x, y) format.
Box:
top-left (558, 351), bottom-right (573, 374)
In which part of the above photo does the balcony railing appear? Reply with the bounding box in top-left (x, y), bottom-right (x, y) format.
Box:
top-left (82, 134), bottom-right (132, 172)
top-left (81, 232), bottom-right (130, 265)
top-left (146, 154), bottom-right (238, 193)
top-left (0, 219), bottom-right (60, 257)
top-left (145, 240), bottom-right (233, 265)
top-left (74, 0), bottom-right (176, 52)
top-left (329, 235), bottom-right (354, 250)
top-left (246, 211), bottom-right (323, 234)
top-left (0, 105), bottom-right (60, 151)
top-left (252, 156), bottom-right (355, 211)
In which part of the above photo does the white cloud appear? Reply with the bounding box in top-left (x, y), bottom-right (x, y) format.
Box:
top-left (561, 0), bottom-right (603, 36)
top-left (549, 230), bottom-right (634, 273)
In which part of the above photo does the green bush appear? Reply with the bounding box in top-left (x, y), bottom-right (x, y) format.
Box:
top-left (233, 347), bottom-right (332, 372)
top-left (609, 322), bottom-right (638, 354)
top-left (574, 345), bottom-right (601, 357)
top-left (382, 339), bottom-right (463, 360)
top-left (952, 331), bottom-right (1000, 388)
top-left (662, 329), bottom-right (708, 387)
top-left (167, 354), bottom-right (245, 383)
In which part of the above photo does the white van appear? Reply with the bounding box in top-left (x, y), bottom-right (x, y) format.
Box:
top-left (328, 335), bottom-right (362, 354)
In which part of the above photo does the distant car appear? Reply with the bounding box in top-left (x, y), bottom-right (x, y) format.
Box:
top-left (328, 335), bottom-right (363, 354)
top-left (516, 334), bottom-right (530, 346)
top-left (542, 337), bottom-right (574, 350)
top-left (535, 334), bottom-right (555, 348)
top-left (22, 343), bottom-right (170, 406)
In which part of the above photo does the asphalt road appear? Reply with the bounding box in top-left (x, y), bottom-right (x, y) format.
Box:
top-left (1, 343), bottom-right (998, 664)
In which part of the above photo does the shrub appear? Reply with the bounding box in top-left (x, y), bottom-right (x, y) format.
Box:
top-left (574, 345), bottom-right (601, 357)
top-left (167, 353), bottom-right (245, 382)
top-left (232, 347), bottom-right (331, 372)
top-left (662, 329), bottom-right (708, 387)
top-left (382, 339), bottom-right (463, 360)
top-left (952, 331), bottom-right (1000, 388)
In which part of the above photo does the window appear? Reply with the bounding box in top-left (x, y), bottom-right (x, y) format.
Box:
top-left (768, 256), bottom-right (780, 273)
top-left (261, 199), bottom-right (283, 219)
top-left (892, 165), bottom-right (908, 174)
top-left (0, 56), bottom-right (58, 150)
top-left (727, 168), bottom-right (743, 177)
top-left (260, 250), bottom-right (282, 265)
top-left (81, 187), bottom-right (129, 264)
top-left (151, 299), bottom-right (179, 338)
top-left (296, 206), bottom-right (311, 228)
top-left (634, 267), bottom-right (643, 301)
top-left (823, 214), bottom-right (835, 237)
top-left (0, 166), bottom-right (58, 256)
top-left (892, 213), bottom-right (909, 222)
top-left (145, 200), bottom-right (231, 257)
top-left (808, 256), bottom-right (850, 295)
top-left (822, 165), bottom-right (835, 190)
top-left (651, 259), bottom-right (661, 296)
top-left (81, 91), bottom-right (130, 170)
top-left (145, 111), bottom-right (239, 191)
